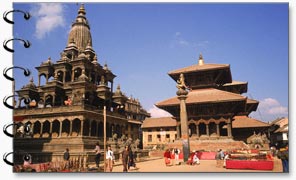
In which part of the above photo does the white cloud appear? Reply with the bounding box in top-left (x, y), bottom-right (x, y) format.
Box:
top-left (32, 3), bottom-right (65, 39)
top-left (171, 32), bottom-right (190, 47)
top-left (170, 32), bottom-right (209, 49)
top-left (258, 98), bottom-right (288, 115)
top-left (148, 105), bottom-right (172, 118)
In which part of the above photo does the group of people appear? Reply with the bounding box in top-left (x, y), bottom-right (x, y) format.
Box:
top-left (121, 145), bottom-right (138, 172)
top-left (94, 142), bottom-right (138, 172)
top-left (163, 147), bottom-right (181, 166)
top-left (94, 143), bottom-right (115, 172)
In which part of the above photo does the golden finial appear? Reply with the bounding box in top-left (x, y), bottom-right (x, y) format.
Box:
top-left (78, 3), bottom-right (86, 15)
top-left (198, 52), bottom-right (204, 65)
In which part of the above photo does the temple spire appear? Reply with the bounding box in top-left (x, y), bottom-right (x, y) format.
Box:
top-left (67, 4), bottom-right (92, 51)
top-left (198, 53), bottom-right (204, 65)
top-left (78, 3), bottom-right (86, 15)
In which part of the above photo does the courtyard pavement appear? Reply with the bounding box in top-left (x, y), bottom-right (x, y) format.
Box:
top-left (92, 156), bottom-right (283, 173)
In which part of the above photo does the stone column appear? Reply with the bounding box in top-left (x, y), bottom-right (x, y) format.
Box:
top-left (49, 121), bottom-right (53, 136)
top-left (206, 124), bottom-right (209, 136)
top-left (177, 88), bottom-right (190, 162)
top-left (227, 122), bottom-right (232, 138)
top-left (81, 120), bottom-right (84, 136)
top-left (59, 121), bottom-right (62, 137)
top-left (63, 71), bottom-right (66, 83)
top-left (216, 124), bottom-right (220, 137)
top-left (176, 124), bottom-right (180, 139)
top-left (196, 124), bottom-right (199, 137)
top-left (69, 121), bottom-right (73, 136)
top-left (71, 69), bottom-right (75, 82)
top-left (52, 94), bottom-right (55, 107)
top-left (40, 122), bottom-right (43, 137)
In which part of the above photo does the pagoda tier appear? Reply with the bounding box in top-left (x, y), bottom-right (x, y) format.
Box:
top-left (168, 54), bottom-right (232, 89)
top-left (156, 88), bottom-right (247, 119)
top-left (218, 80), bottom-right (248, 94)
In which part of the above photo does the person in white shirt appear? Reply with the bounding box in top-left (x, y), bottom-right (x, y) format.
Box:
top-left (105, 145), bottom-right (114, 172)
top-left (192, 151), bottom-right (200, 165)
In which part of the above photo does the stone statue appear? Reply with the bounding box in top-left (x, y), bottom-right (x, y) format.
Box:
top-left (176, 73), bottom-right (188, 90)
top-left (112, 133), bottom-right (118, 141)
top-left (99, 75), bottom-right (106, 85)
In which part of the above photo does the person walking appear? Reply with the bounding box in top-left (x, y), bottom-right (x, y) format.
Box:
top-left (94, 142), bottom-right (101, 168)
top-left (164, 149), bottom-right (172, 166)
top-left (128, 146), bottom-right (137, 170)
top-left (122, 145), bottom-right (129, 172)
top-left (277, 144), bottom-right (289, 172)
top-left (192, 151), bottom-right (200, 165)
top-left (173, 147), bottom-right (180, 165)
top-left (105, 145), bottom-right (114, 172)
top-left (63, 148), bottom-right (70, 169)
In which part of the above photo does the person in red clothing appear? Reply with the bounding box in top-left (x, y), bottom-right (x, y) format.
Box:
top-left (164, 149), bottom-right (172, 166)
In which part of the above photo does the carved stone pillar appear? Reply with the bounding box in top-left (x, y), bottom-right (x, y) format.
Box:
top-left (63, 71), bottom-right (66, 83)
top-left (69, 121), bottom-right (73, 136)
top-left (81, 120), bottom-right (84, 136)
top-left (176, 123), bottom-right (180, 139)
top-left (216, 124), bottom-right (220, 137)
top-left (177, 88), bottom-right (190, 162)
top-left (59, 121), bottom-right (62, 137)
top-left (40, 122), bottom-right (43, 138)
top-left (196, 124), bottom-right (199, 137)
top-left (49, 121), bottom-right (53, 136)
top-left (206, 124), bottom-right (209, 136)
top-left (71, 69), bottom-right (75, 82)
top-left (227, 122), bottom-right (232, 138)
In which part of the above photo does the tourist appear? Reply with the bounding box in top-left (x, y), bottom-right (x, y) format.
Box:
top-left (106, 145), bottom-right (115, 172)
top-left (63, 148), bottom-right (70, 169)
top-left (215, 149), bottom-right (221, 160)
top-left (94, 142), bottom-right (101, 168)
top-left (277, 144), bottom-right (289, 172)
top-left (192, 151), bottom-right (200, 165)
top-left (163, 149), bottom-right (171, 166)
top-left (122, 145), bottom-right (129, 172)
top-left (223, 152), bottom-right (230, 167)
top-left (219, 149), bottom-right (225, 160)
top-left (173, 147), bottom-right (180, 165)
top-left (215, 149), bottom-right (222, 167)
top-left (128, 146), bottom-right (137, 170)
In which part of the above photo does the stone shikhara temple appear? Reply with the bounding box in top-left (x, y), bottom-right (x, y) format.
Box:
top-left (13, 5), bottom-right (150, 165)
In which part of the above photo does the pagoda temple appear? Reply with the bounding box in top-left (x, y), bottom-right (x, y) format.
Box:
top-left (13, 4), bottom-right (150, 165)
top-left (155, 54), bottom-right (270, 151)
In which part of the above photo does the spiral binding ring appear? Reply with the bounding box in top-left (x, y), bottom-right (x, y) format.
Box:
top-left (3, 10), bottom-right (31, 24)
top-left (3, 152), bottom-right (14, 166)
top-left (3, 95), bottom-right (31, 109)
top-left (3, 123), bottom-right (17, 138)
top-left (3, 38), bottom-right (31, 53)
top-left (3, 66), bottom-right (31, 81)
top-left (2, 8), bottom-right (32, 170)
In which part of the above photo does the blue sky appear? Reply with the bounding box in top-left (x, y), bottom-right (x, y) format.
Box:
top-left (13, 3), bottom-right (288, 122)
